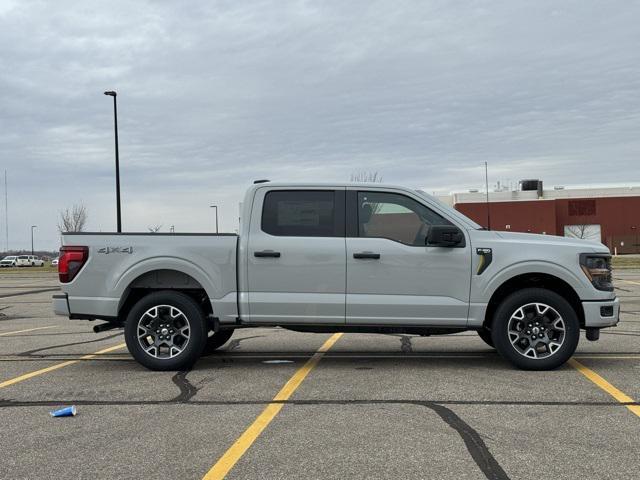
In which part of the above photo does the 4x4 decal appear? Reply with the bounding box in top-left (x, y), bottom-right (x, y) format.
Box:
top-left (98, 246), bottom-right (133, 254)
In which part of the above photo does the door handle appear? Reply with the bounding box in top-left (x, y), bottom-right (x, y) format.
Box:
top-left (254, 250), bottom-right (281, 258)
top-left (353, 252), bottom-right (380, 259)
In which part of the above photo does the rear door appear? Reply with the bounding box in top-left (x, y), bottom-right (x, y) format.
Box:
top-left (246, 188), bottom-right (346, 324)
top-left (345, 188), bottom-right (471, 326)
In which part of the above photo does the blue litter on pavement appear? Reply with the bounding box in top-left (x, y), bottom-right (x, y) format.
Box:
top-left (50, 406), bottom-right (77, 417)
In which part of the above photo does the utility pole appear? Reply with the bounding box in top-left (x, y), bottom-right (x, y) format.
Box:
top-left (484, 161), bottom-right (491, 230)
top-left (31, 225), bottom-right (37, 256)
top-left (3, 170), bottom-right (7, 252)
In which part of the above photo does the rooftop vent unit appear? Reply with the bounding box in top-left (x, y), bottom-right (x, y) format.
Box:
top-left (519, 179), bottom-right (543, 198)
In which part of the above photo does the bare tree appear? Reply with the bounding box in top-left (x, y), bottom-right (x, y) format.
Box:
top-left (565, 224), bottom-right (589, 239)
top-left (148, 225), bottom-right (162, 233)
top-left (350, 171), bottom-right (383, 183)
top-left (58, 204), bottom-right (88, 232)
top-left (350, 171), bottom-right (384, 215)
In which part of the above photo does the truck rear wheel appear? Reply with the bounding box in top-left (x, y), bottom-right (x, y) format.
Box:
top-left (124, 290), bottom-right (207, 371)
top-left (202, 329), bottom-right (234, 356)
top-left (491, 288), bottom-right (579, 370)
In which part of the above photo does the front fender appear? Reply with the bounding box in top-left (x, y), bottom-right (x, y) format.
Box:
top-left (474, 260), bottom-right (593, 302)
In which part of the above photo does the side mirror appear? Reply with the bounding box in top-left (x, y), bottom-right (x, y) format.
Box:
top-left (426, 225), bottom-right (465, 247)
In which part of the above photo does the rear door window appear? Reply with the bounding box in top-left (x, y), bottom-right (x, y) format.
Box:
top-left (262, 190), bottom-right (344, 237)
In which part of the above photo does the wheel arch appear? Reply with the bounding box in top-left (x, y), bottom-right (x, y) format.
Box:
top-left (483, 272), bottom-right (585, 329)
top-left (117, 268), bottom-right (214, 324)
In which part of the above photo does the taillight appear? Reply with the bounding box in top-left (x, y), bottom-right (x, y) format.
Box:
top-left (58, 246), bottom-right (89, 283)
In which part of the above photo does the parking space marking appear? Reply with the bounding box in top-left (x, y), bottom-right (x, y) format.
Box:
top-left (0, 326), bottom-right (57, 336)
top-left (202, 333), bottom-right (343, 480)
top-left (568, 358), bottom-right (640, 418)
top-left (0, 343), bottom-right (126, 389)
top-left (617, 279), bottom-right (640, 286)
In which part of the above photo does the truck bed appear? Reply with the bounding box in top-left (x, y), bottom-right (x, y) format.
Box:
top-left (56, 232), bottom-right (239, 323)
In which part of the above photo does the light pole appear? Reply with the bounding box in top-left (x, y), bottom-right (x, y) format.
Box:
top-left (104, 90), bottom-right (122, 233)
top-left (210, 205), bottom-right (219, 234)
top-left (484, 161), bottom-right (491, 230)
top-left (31, 225), bottom-right (37, 256)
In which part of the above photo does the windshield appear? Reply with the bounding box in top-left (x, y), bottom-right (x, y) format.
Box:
top-left (1, 256), bottom-right (16, 260)
top-left (414, 190), bottom-right (483, 229)
top-left (18, 255), bottom-right (28, 259)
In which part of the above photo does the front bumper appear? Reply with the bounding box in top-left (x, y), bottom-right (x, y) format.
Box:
top-left (582, 297), bottom-right (620, 328)
top-left (52, 293), bottom-right (70, 317)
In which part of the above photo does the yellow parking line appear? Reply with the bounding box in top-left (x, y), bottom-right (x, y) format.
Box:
top-left (0, 326), bottom-right (57, 337)
top-left (0, 343), bottom-right (126, 389)
top-left (568, 358), bottom-right (640, 417)
top-left (202, 333), bottom-right (343, 480)
top-left (618, 279), bottom-right (640, 286)
top-left (575, 356), bottom-right (640, 360)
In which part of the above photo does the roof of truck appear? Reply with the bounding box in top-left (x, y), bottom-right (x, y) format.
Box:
top-left (250, 181), bottom-right (418, 190)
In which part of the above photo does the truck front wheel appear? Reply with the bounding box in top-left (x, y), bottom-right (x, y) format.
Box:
top-left (477, 328), bottom-right (494, 348)
top-left (491, 288), bottom-right (580, 370)
top-left (124, 291), bottom-right (207, 371)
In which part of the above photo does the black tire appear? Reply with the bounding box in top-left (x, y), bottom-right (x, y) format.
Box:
top-left (491, 288), bottom-right (580, 370)
top-left (477, 328), bottom-right (495, 348)
top-left (124, 290), bottom-right (207, 371)
top-left (202, 329), bottom-right (234, 356)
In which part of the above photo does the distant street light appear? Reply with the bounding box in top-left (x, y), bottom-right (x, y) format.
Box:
top-left (104, 90), bottom-right (122, 233)
top-left (31, 225), bottom-right (37, 256)
top-left (484, 161), bottom-right (491, 230)
top-left (210, 205), bottom-right (219, 234)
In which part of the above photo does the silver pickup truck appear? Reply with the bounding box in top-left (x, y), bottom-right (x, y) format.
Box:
top-left (53, 182), bottom-right (619, 371)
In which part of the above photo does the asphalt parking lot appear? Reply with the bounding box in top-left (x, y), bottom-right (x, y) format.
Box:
top-left (1, 270), bottom-right (639, 479)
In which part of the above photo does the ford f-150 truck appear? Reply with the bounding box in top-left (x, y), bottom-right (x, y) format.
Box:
top-left (53, 182), bottom-right (619, 371)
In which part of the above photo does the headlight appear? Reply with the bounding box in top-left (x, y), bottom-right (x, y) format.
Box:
top-left (580, 253), bottom-right (613, 291)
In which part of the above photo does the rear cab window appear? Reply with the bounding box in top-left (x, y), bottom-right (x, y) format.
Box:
top-left (261, 190), bottom-right (345, 237)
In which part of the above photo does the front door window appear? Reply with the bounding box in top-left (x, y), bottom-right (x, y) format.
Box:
top-left (357, 191), bottom-right (451, 246)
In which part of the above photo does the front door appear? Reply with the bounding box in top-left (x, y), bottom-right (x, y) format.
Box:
top-left (247, 188), bottom-right (346, 324)
top-left (346, 189), bottom-right (471, 326)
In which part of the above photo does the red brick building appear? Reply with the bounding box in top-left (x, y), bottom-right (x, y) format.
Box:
top-left (444, 186), bottom-right (640, 254)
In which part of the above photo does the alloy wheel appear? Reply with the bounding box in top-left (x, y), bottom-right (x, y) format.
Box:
top-left (507, 303), bottom-right (565, 359)
top-left (137, 305), bottom-right (191, 359)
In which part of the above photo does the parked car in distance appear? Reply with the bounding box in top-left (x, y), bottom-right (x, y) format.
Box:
top-left (0, 256), bottom-right (17, 267)
top-left (51, 257), bottom-right (59, 266)
top-left (54, 181), bottom-right (618, 372)
top-left (15, 255), bottom-right (45, 267)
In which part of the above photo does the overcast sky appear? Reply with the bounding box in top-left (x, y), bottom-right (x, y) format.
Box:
top-left (1, 0), bottom-right (639, 251)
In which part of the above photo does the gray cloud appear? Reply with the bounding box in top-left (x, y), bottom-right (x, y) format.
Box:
top-left (1, 0), bottom-right (639, 249)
